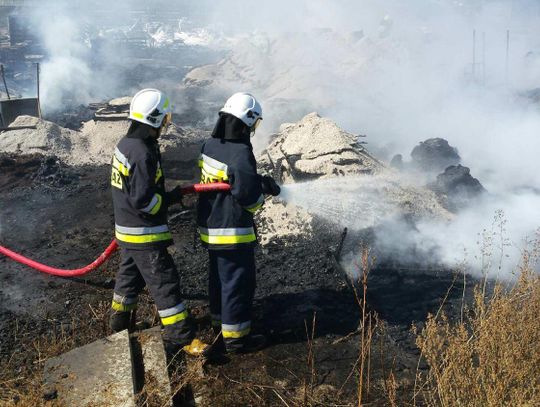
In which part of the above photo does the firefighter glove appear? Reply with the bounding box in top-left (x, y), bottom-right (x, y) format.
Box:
top-left (261, 175), bottom-right (281, 196)
top-left (165, 186), bottom-right (183, 206)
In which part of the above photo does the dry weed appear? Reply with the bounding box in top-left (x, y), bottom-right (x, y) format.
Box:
top-left (416, 253), bottom-right (540, 406)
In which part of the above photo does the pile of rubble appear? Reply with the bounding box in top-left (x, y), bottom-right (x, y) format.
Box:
top-left (0, 97), bottom-right (207, 167)
top-left (391, 137), bottom-right (486, 212)
top-left (429, 165), bottom-right (486, 211)
top-left (0, 115), bottom-right (130, 166)
top-left (256, 113), bottom-right (451, 244)
top-left (410, 137), bottom-right (461, 174)
top-left (259, 113), bottom-right (384, 182)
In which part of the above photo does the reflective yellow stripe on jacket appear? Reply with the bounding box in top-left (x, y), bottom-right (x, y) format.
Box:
top-left (140, 193), bottom-right (163, 215)
top-left (199, 227), bottom-right (256, 245)
top-left (243, 194), bottom-right (265, 214)
top-left (115, 224), bottom-right (172, 244)
top-left (199, 154), bottom-right (229, 184)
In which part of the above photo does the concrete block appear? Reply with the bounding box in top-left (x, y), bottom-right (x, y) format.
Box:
top-left (133, 327), bottom-right (173, 406)
top-left (44, 330), bottom-right (135, 407)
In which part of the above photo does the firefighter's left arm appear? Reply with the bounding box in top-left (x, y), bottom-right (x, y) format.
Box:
top-left (129, 153), bottom-right (164, 215)
top-left (229, 148), bottom-right (265, 214)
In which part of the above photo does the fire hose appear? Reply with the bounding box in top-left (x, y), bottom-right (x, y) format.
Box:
top-left (0, 182), bottom-right (231, 278)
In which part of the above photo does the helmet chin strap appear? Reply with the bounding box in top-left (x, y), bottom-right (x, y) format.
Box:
top-left (154, 113), bottom-right (172, 139)
top-left (250, 117), bottom-right (262, 137)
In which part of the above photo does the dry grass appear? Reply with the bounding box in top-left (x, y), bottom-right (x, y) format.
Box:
top-left (0, 300), bottom-right (111, 406)
top-left (0, 297), bottom-right (156, 406)
top-left (3, 225), bottom-right (539, 406)
top-left (415, 252), bottom-right (540, 406)
top-left (352, 245), bottom-right (377, 407)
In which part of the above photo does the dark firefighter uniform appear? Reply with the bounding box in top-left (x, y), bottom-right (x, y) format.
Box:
top-left (110, 125), bottom-right (191, 345)
top-left (197, 113), bottom-right (265, 350)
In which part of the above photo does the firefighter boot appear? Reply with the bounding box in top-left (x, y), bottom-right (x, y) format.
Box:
top-left (110, 310), bottom-right (136, 333)
top-left (225, 334), bottom-right (267, 354)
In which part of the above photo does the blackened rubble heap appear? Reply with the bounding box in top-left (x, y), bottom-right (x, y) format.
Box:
top-left (429, 165), bottom-right (486, 212)
top-left (410, 137), bottom-right (461, 174)
top-left (395, 137), bottom-right (486, 212)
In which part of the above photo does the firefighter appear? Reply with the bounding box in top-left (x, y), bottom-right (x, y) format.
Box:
top-left (197, 92), bottom-right (281, 354)
top-left (110, 88), bottom-right (207, 357)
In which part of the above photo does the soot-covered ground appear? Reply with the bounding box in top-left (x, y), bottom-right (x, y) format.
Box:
top-left (0, 147), bottom-right (471, 406)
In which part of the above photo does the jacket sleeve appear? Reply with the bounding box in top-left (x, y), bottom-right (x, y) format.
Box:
top-left (229, 148), bottom-right (265, 213)
top-left (129, 153), bottom-right (163, 215)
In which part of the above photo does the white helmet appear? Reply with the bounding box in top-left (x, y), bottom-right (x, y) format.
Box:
top-left (129, 88), bottom-right (172, 128)
top-left (220, 92), bottom-right (263, 129)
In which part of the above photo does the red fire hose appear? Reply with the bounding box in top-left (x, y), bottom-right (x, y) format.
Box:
top-left (0, 182), bottom-right (230, 277)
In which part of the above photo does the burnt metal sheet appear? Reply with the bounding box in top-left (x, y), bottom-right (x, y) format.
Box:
top-left (0, 97), bottom-right (38, 127)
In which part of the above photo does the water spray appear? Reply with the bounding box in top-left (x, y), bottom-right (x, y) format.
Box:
top-left (276, 176), bottom-right (400, 232)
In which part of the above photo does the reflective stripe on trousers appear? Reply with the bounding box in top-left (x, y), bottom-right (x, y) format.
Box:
top-left (158, 302), bottom-right (189, 326)
top-left (111, 292), bottom-right (138, 312)
top-left (222, 321), bottom-right (251, 339)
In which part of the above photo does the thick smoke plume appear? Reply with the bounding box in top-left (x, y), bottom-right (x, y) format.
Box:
top-left (27, 0), bottom-right (540, 278)
top-left (195, 0), bottom-right (540, 279)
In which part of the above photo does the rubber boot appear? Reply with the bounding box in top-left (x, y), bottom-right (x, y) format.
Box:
top-left (225, 334), bottom-right (267, 354)
top-left (110, 310), bottom-right (136, 333)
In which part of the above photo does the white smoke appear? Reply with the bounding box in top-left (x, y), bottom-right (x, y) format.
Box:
top-left (190, 0), bottom-right (540, 279)
top-left (22, 0), bottom-right (540, 277)
top-left (26, 0), bottom-right (210, 113)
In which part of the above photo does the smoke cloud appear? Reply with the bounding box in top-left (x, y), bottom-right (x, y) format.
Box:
top-left (191, 0), bottom-right (540, 278)
top-left (25, 0), bottom-right (540, 278)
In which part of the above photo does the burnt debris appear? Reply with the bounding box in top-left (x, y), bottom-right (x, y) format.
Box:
top-left (411, 137), bottom-right (461, 174)
top-left (429, 164), bottom-right (486, 211)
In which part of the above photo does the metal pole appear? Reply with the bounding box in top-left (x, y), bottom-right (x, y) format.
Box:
top-left (36, 62), bottom-right (42, 118)
top-left (1, 64), bottom-right (10, 100)
top-left (472, 30), bottom-right (476, 81)
top-left (482, 32), bottom-right (486, 86)
top-left (505, 30), bottom-right (510, 86)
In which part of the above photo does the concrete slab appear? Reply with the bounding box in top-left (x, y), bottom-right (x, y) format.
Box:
top-left (133, 327), bottom-right (173, 406)
top-left (44, 330), bottom-right (135, 407)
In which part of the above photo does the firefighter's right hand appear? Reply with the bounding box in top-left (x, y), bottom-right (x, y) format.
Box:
top-left (261, 176), bottom-right (281, 196)
top-left (165, 186), bottom-right (183, 205)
